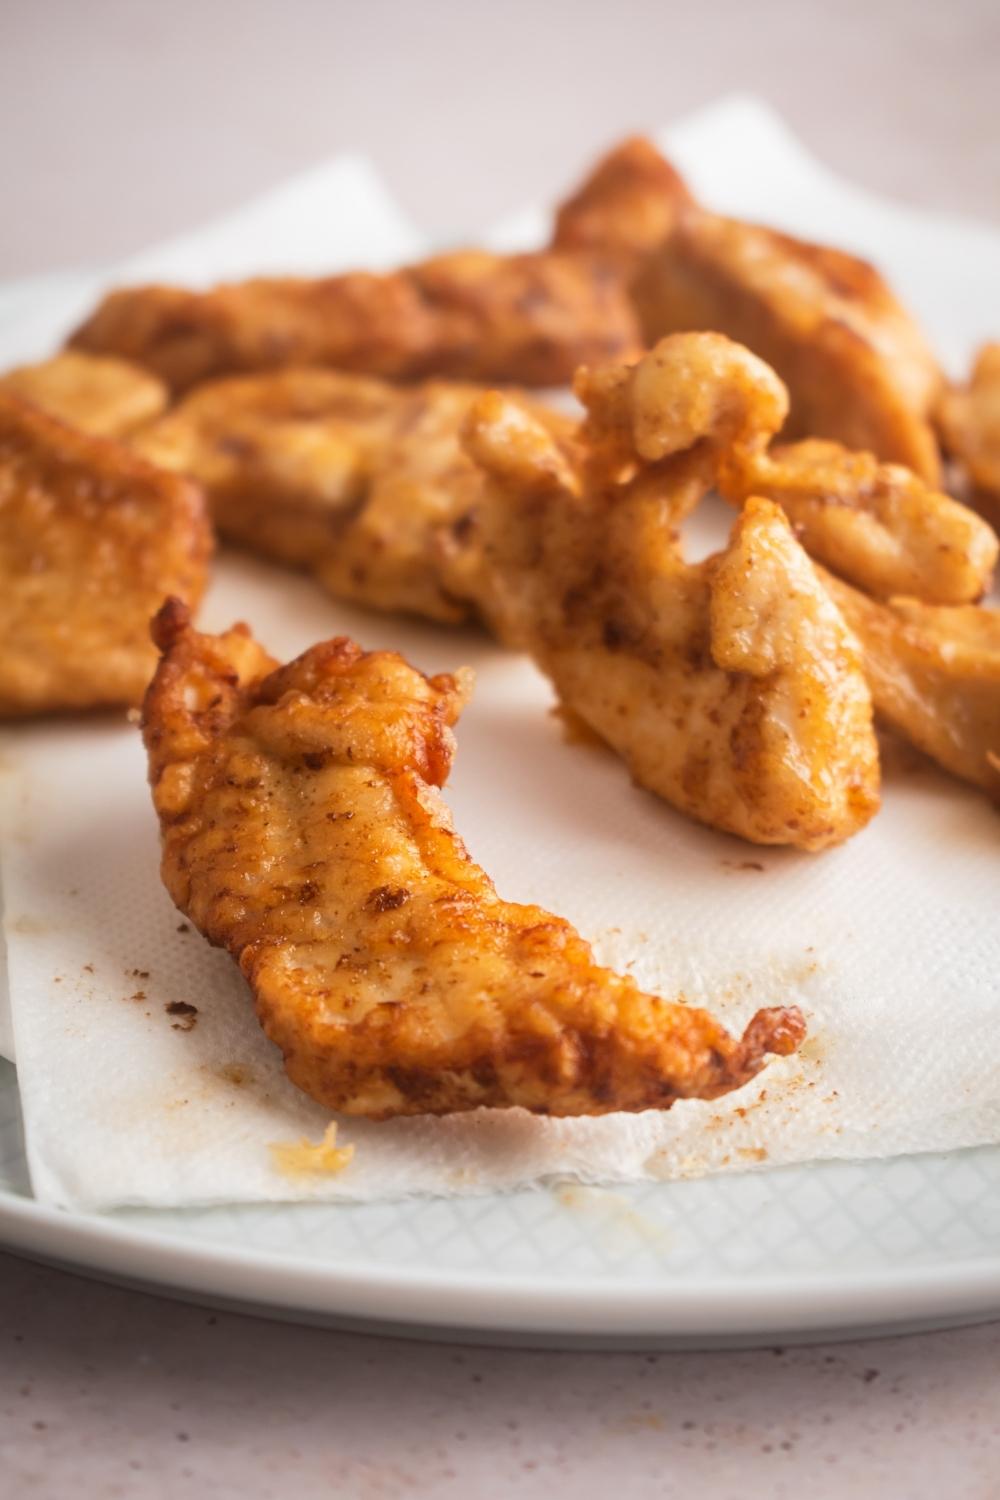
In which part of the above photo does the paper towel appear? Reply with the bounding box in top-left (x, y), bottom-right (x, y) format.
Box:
top-left (1, 97), bottom-right (998, 1210)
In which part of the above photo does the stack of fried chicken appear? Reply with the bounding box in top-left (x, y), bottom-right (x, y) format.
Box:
top-left (3, 139), bottom-right (998, 1123)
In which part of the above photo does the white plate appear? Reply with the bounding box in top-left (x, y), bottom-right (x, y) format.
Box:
top-left (5, 1058), bottom-right (1000, 1347)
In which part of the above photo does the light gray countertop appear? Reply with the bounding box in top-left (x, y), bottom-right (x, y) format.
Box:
top-left (2, 1), bottom-right (999, 1494)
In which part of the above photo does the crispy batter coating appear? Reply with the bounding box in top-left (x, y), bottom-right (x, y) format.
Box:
top-left (718, 437), bottom-right (997, 605)
top-left (68, 250), bottom-right (642, 393)
top-left (132, 367), bottom-right (573, 624)
top-left (553, 137), bottom-right (942, 481)
top-left (552, 135), bottom-right (695, 263)
top-left (0, 393), bottom-right (211, 717)
top-left (143, 602), bottom-right (804, 1118)
top-left (0, 351), bottom-right (168, 437)
top-left (633, 213), bottom-right (942, 482)
top-left (822, 573), bottom-right (1000, 798)
top-left (937, 344), bottom-right (1000, 522)
top-left (463, 337), bottom-right (881, 850)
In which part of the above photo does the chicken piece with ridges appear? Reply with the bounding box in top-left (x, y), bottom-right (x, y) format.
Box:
top-left (143, 601), bottom-right (804, 1118)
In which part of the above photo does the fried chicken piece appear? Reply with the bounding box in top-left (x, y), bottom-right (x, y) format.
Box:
top-left (718, 437), bottom-right (997, 605)
top-left (68, 250), bottom-right (642, 394)
top-left (0, 351), bottom-right (168, 437)
top-left (822, 573), bottom-right (1000, 797)
top-left (463, 338), bottom-right (880, 850)
top-left (143, 601), bottom-right (804, 1118)
top-left (553, 137), bottom-right (942, 481)
top-left (937, 344), bottom-right (1000, 524)
top-left (601, 331), bottom-right (994, 605)
top-left (132, 367), bottom-right (573, 625)
top-left (552, 135), bottom-right (695, 264)
top-left (0, 394), bottom-right (211, 717)
top-left (633, 213), bottom-right (942, 482)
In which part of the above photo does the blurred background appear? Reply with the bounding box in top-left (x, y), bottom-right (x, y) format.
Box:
top-left (2, 0), bottom-right (998, 277)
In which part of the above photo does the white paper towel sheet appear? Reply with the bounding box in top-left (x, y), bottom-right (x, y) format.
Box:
top-left (1, 97), bottom-right (998, 1211)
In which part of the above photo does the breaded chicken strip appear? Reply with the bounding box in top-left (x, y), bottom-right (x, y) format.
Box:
top-left (822, 573), bottom-right (1000, 798)
top-left (718, 437), bottom-right (997, 605)
top-left (552, 135), bottom-right (695, 264)
top-left (0, 351), bottom-right (168, 437)
top-left (937, 344), bottom-right (1000, 524)
top-left (569, 330), bottom-right (993, 606)
top-left (0, 394), bottom-right (211, 717)
top-left (143, 601), bottom-right (804, 1118)
top-left (68, 250), bottom-right (642, 394)
top-left (132, 367), bottom-right (573, 624)
top-left (463, 342), bottom-right (880, 851)
top-left (553, 137), bottom-right (942, 482)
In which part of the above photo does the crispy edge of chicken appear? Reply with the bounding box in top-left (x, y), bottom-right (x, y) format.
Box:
top-left (937, 343), bottom-right (1000, 524)
top-left (142, 600), bottom-right (804, 1118)
top-left (131, 366), bottom-right (575, 626)
top-left (633, 211), bottom-right (943, 483)
top-left (821, 571), bottom-right (1000, 798)
top-left (0, 392), bottom-right (212, 717)
top-left (67, 250), bottom-right (642, 393)
top-left (551, 135), bottom-right (942, 481)
top-left (717, 436), bottom-right (997, 606)
top-left (552, 135), bottom-right (696, 264)
top-left (462, 336), bottom-right (881, 851)
top-left (0, 351), bottom-right (169, 438)
top-left (595, 331), bottom-right (994, 607)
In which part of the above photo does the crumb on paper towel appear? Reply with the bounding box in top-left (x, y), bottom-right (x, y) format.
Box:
top-left (269, 1122), bottom-right (355, 1179)
top-left (165, 1000), bottom-right (198, 1031)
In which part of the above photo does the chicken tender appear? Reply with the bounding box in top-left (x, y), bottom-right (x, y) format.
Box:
top-left (463, 342), bottom-right (880, 851)
top-left (68, 250), bottom-right (642, 394)
top-left (822, 573), bottom-right (1000, 798)
top-left (0, 351), bottom-right (168, 437)
top-left (719, 437), bottom-right (997, 605)
top-left (132, 367), bottom-right (573, 624)
top-left (553, 137), bottom-right (942, 481)
top-left (143, 601), bottom-right (804, 1118)
top-left (552, 135), bottom-right (695, 264)
top-left (937, 344), bottom-right (1000, 523)
top-left (0, 393), bottom-right (211, 716)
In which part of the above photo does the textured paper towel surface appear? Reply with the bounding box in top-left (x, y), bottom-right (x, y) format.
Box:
top-left (1, 97), bottom-right (999, 1211)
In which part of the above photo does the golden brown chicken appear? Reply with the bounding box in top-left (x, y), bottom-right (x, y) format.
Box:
top-left (937, 344), bottom-right (1000, 525)
top-left (132, 367), bottom-right (573, 624)
top-left (822, 573), bottom-right (1000, 798)
top-left (68, 249), bottom-right (642, 394)
top-left (463, 337), bottom-right (881, 850)
top-left (553, 137), bottom-right (943, 482)
top-left (0, 351), bottom-right (168, 437)
top-left (0, 393), bottom-right (211, 717)
top-left (552, 135), bottom-right (695, 264)
top-left (718, 437), bottom-right (997, 605)
top-left (143, 600), bottom-right (804, 1118)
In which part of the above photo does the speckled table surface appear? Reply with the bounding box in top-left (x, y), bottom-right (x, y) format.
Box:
top-left (3, 1), bottom-right (1000, 1495)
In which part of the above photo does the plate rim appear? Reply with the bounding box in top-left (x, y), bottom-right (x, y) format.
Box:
top-left (5, 1185), bottom-right (1000, 1339)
